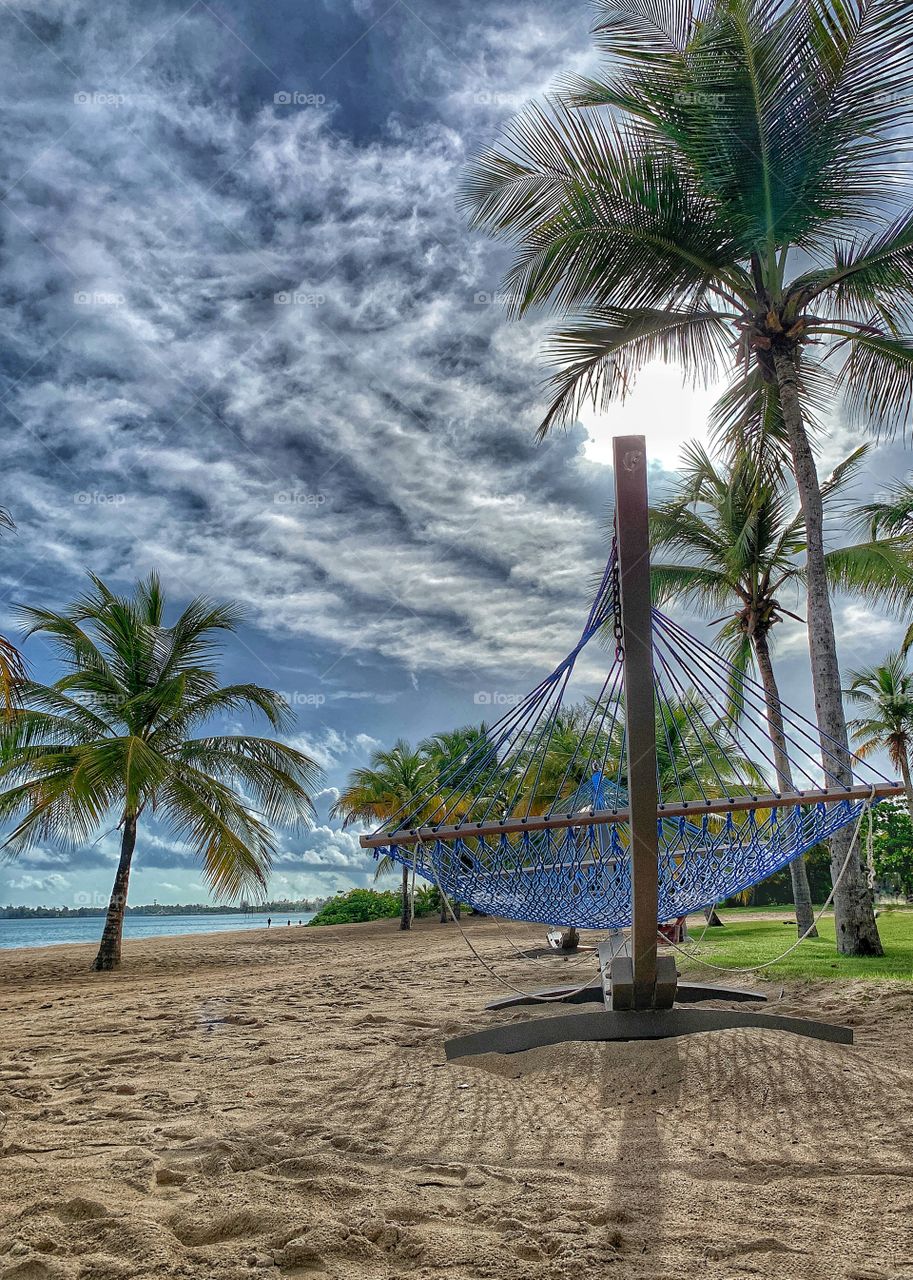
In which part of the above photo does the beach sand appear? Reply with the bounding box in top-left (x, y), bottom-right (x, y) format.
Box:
top-left (1, 916), bottom-right (912, 1280)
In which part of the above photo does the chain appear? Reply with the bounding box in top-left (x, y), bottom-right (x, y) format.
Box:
top-left (610, 527), bottom-right (624, 661)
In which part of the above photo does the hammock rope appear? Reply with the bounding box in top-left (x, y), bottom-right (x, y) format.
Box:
top-left (666, 788), bottom-right (876, 975)
top-left (421, 833), bottom-right (604, 1003)
top-left (361, 543), bottom-right (900, 931)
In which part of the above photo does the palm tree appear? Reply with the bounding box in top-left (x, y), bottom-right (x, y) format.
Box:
top-left (853, 479), bottom-right (913, 651)
top-left (463, 0), bottom-right (913, 954)
top-left (331, 740), bottom-right (434, 930)
top-left (419, 724), bottom-right (495, 920)
top-left (857, 478), bottom-right (913, 542)
top-left (653, 689), bottom-right (765, 800)
top-left (0, 509), bottom-right (25, 712)
top-left (511, 704), bottom-right (608, 816)
top-left (845, 654), bottom-right (913, 824)
top-left (651, 443), bottom-right (913, 935)
top-left (515, 696), bottom-right (762, 812)
top-left (0, 573), bottom-right (322, 970)
top-left (420, 726), bottom-right (491, 785)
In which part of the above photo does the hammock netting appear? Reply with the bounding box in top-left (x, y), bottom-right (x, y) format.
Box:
top-left (361, 545), bottom-right (897, 928)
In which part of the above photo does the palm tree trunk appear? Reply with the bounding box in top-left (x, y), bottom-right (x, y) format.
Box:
top-left (772, 347), bottom-right (882, 955)
top-left (439, 898), bottom-right (461, 922)
top-left (400, 863), bottom-right (411, 931)
top-left (92, 813), bottom-right (137, 971)
top-left (899, 753), bottom-right (913, 827)
top-left (752, 628), bottom-right (818, 939)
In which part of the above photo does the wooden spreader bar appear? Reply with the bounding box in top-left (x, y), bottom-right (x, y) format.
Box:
top-left (358, 781), bottom-right (902, 850)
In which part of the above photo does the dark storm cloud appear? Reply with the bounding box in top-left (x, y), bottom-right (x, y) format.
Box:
top-left (0, 0), bottom-right (608, 688)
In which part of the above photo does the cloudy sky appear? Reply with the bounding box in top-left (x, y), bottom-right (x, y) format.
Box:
top-left (1, 0), bottom-right (911, 909)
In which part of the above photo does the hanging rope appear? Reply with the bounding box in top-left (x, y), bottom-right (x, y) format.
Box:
top-left (419, 834), bottom-right (604, 1003)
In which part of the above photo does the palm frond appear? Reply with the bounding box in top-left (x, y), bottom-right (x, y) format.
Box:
top-left (791, 211), bottom-right (913, 321)
top-left (179, 736), bottom-right (319, 826)
top-left (539, 306), bottom-right (732, 434)
top-left (158, 767), bottom-right (275, 900)
top-left (0, 635), bottom-right (25, 713)
top-left (837, 332), bottom-right (913, 434)
top-left (850, 477), bottom-right (913, 538)
top-left (825, 539), bottom-right (913, 614)
top-left (649, 562), bottom-right (738, 614)
top-left (714, 617), bottom-right (756, 725)
top-left (819, 443), bottom-right (871, 499)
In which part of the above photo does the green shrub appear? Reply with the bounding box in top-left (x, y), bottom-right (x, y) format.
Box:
top-left (307, 888), bottom-right (401, 926)
top-left (306, 884), bottom-right (465, 926)
top-left (414, 885), bottom-right (443, 916)
top-left (871, 800), bottom-right (913, 901)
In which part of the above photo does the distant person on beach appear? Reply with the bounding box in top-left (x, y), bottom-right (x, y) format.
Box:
top-left (287, 919), bottom-right (291, 926)
top-left (267, 917), bottom-right (271, 928)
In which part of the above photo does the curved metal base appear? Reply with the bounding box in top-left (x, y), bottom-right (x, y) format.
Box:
top-left (485, 981), bottom-right (768, 1011)
top-left (445, 1007), bottom-right (852, 1059)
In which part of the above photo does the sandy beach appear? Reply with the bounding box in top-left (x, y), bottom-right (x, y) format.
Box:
top-left (2, 917), bottom-right (912, 1280)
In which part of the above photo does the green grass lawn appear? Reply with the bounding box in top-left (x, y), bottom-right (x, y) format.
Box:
top-left (676, 909), bottom-right (913, 982)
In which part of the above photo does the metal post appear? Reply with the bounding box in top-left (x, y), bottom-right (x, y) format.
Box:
top-left (612, 436), bottom-right (659, 1009)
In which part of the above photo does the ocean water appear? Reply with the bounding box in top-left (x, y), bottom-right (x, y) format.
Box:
top-left (0, 912), bottom-right (315, 950)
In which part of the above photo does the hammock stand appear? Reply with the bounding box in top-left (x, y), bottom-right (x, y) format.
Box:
top-left (360, 436), bottom-right (900, 1056)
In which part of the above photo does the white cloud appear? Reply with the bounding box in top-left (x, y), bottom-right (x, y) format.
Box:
top-left (288, 728), bottom-right (380, 771)
top-left (579, 364), bottom-right (725, 475)
top-left (6, 872), bottom-right (70, 893)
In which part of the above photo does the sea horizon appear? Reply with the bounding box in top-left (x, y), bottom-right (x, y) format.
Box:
top-left (0, 911), bottom-right (316, 951)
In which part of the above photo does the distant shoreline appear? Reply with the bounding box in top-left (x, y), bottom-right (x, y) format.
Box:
top-left (0, 901), bottom-right (324, 921)
top-left (0, 910), bottom-right (316, 951)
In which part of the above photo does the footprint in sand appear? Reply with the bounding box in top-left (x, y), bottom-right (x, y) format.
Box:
top-left (325, 1134), bottom-right (390, 1157)
top-left (272, 1224), bottom-right (381, 1269)
top-left (0, 1260), bottom-right (75, 1280)
top-left (707, 1237), bottom-right (809, 1261)
top-left (168, 1208), bottom-right (285, 1247)
top-left (52, 1199), bottom-right (110, 1224)
top-left (407, 1163), bottom-right (467, 1188)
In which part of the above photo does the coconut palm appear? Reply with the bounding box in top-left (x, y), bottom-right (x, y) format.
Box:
top-left (653, 690), bottom-right (766, 799)
top-left (651, 443), bottom-right (913, 934)
top-left (510, 704), bottom-right (609, 816)
top-left (853, 478), bottom-right (913, 652)
top-left (515, 695), bottom-right (762, 813)
top-left (0, 573), bottom-right (322, 970)
top-left (331, 740), bottom-right (433, 930)
top-left (420, 724), bottom-right (494, 801)
top-left (845, 654), bottom-right (913, 823)
top-left (419, 724), bottom-right (496, 920)
top-left (463, 0), bottom-right (913, 954)
top-left (0, 509), bottom-right (25, 712)
top-left (856, 478), bottom-right (913, 542)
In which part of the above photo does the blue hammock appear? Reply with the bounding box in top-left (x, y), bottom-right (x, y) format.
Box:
top-left (360, 546), bottom-right (898, 927)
